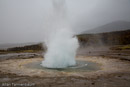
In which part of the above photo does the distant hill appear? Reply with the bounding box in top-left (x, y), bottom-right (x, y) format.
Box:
top-left (0, 42), bottom-right (38, 49)
top-left (83, 21), bottom-right (130, 34)
top-left (78, 29), bottom-right (130, 46)
top-left (0, 43), bottom-right (45, 54)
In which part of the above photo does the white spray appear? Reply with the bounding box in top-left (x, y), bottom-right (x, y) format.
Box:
top-left (41, 0), bottom-right (79, 68)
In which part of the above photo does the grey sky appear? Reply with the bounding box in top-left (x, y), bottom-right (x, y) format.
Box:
top-left (0, 0), bottom-right (130, 44)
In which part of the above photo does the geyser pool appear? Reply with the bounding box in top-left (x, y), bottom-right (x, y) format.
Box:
top-left (41, 0), bottom-right (79, 68)
top-left (26, 60), bottom-right (100, 72)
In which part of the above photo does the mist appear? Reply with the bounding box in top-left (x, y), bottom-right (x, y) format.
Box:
top-left (0, 0), bottom-right (130, 44)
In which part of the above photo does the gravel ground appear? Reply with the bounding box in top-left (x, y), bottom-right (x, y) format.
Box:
top-left (0, 55), bottom-right (130, 87)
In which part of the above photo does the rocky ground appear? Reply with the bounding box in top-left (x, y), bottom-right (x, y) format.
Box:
top-left (78, 47), bottom-right (130, 61)
top-left (0, 71), bottom-right (130, 87)
top-left (0, 49), bottom-right (130, 87)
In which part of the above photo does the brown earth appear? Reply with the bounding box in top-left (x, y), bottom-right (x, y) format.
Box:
top-left (0, 55), bottom-right (130, 87)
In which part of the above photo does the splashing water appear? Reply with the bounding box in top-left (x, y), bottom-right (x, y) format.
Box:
top-left (41, 0), bottom-right (79, 68)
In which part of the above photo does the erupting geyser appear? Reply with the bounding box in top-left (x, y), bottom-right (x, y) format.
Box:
top-left (41, 0), bottom-right (79, 68)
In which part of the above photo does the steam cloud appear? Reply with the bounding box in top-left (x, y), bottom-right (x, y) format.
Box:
top-left (41, 0), bottom-right (79, 68)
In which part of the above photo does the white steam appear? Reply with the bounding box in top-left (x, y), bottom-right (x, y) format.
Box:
top-left (41, 0), bottom-right (79, 68)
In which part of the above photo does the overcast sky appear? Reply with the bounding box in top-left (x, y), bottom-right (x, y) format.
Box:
top-left (0, 0), bottom-right (130, 44)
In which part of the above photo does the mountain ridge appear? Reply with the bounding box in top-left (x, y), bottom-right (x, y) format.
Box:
top-left (82, 21), bottom-right (130, 34)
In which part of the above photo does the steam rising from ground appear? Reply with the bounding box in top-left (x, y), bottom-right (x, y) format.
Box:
top-left (41, 0), bottom-right (79, 68)
top-left (42, 29), bottom-right (79, 68)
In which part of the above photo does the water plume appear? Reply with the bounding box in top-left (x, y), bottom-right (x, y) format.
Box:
top-left (41, 0), bottom-right (79, 68)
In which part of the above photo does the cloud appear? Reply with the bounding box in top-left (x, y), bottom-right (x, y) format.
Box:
top-left (0, 0), bottom-right (130, 44)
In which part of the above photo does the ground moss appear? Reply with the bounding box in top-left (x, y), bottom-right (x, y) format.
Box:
top-left (110, 44), bottom-right (130, 50)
